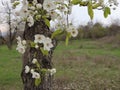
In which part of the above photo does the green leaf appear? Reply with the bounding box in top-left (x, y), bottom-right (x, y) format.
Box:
top-left (104, 7), bottom-right (111, 18)
top-left (41, 69), bottom-right (47, 73)
top-left (44, 19), bottom-right (50, 27)
top-left (36, 62), bottom-right (40, 68)
top-left (40, 48), bottom-right (49, 55)
top-left (35, 78), bottom-right (41, 86)
top-left (51, 29), bottom-right (63, 39)
top-left (30, 41), bottom-right (36, 47)
top-left (28, 4), bottom-right (32, 7)
top-left (41, 69), bottom-right (47, 75)
top-left (88, 1), bottom-right (94, 20)
top-left (35, 15), bottom-right (41, 20)
top-left (92, 3), bottom-right (100, 9)
top-left (65, 32), bottom-right (71, 46)
top-left (71, 0), bottom-right (81, 5)
top-left (12, 1), bottom-right (20, 8)
top-left (80, 1), bottom-right (88, 6)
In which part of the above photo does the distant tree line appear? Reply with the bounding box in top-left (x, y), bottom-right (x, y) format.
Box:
top-left (0, 22), bottom-right (120, 45)
top-left (55, 22), bottom-right (120, 40)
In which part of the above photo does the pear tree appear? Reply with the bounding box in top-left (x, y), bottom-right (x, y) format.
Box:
top-left (3, 0), bottom-right (118, 90)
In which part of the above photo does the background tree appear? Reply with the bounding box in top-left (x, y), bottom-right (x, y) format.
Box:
top-left (0, 0), bottom-right (22, 49)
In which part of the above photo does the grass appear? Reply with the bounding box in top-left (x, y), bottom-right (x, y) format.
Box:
top-left (0, 39), bottom-right (120, 90)
top-left (0, 45), bottom-right (23, 90)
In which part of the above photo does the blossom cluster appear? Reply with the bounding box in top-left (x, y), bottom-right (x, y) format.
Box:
top-left (21, 0), bottom-right (73, 27)
top-left (24, 0), bottom-right (66, 27)
top-left (24, 58), bottom-right (56, 79)
top-left (25, 0), bottom-right (43, 27)
top-left (66, 25), bottom-right (78, 37)
top-left (18, 0), bottom-right (79, 38)
top-left (43, 0), bottom-right (72, 20)
top-left (25, 0), bottom-right (67, 26)
top-left (34, 34), bottom-right (53, 51)
top-left (45, 0), bottom-right (78, 38)
top-left (16, 36), bottom-right (26, 54)
top-left (16, 34), bottom-right (53, 54)
top-left (16, 0), bottom-right (78, 54)
top-left (48, 68), bottom-right (56, 76)
top-left (24, 58), bottom-right (40, 79)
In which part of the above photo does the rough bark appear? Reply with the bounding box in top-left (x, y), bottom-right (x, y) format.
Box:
top-left (21, 19), bottom-right (56, 90)
top-left (21, 0), bottom-right (56, 89)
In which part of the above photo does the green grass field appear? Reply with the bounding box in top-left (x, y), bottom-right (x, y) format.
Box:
top-left (0, 39), bottom-right (120, 90)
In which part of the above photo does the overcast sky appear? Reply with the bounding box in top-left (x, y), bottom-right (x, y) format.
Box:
top-left (70, 0), bottom-right (120, 27)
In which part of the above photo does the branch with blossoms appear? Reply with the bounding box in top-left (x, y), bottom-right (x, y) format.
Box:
top-left (15, 0), bottom-right (78, 86)
top-left (16, 35), bottom-right (56, 86)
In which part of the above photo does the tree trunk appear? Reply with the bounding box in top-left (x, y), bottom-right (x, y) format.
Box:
top-left (21, 1), bottom-right (56, 88)
top-left (21, 20), bottom-right (56, 90)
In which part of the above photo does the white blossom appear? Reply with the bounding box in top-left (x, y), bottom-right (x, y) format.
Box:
top-left (43, 37), bottom-right (53, 51)
top-left (55, 16), bottom-right (66, 30)
top-left (32, 58), bottom-right (37, 64)
top-left (35, 44), bottom-right (39, 49)
top-left (16, 36), bottom-right (26, 54)
top-left (16, 44), bottom-right (26, 54)
top-left (34, 34), bottom-right (45, 44)
top-left (48, 68), bottom-right (56, 76)
top-left (31, 71), bottom-right (40, 79)
top-left (22, 40), bottom-right (27, 45)
top-left (28, 21), bottom-right (34, 27)
top-left (56, 0), bottom-right (64, 3)
top-left (32, 0), bottom-right (38, 5)
top-left (36, 4), bottom-right (42, 9)
top-left (57, 5), bottom-right (66, 12)
top-left (21, 8), bottom-right (28, 16)
top-left (49, 11), bottom-right (59, 20)
top-left (44, 37), bottom-right (52, 44)
top-left (70, 29), bottom-right (78, 37)
top-left (27, 15), bottom-right (34, 27)
top-left (43, 0), bottom-right (56, 11)
top-left (25, 65), bottom-right (30, 73)
top-left (30, 69), bottom-right (34, 73)
top-left (34, 34), bottom-right (53, 51)
top-left (35, 10), bottom-right (38, 14)
top-left (55, 0), bottom-right (72, 15)
top-left (66, 26), bottom-right (78, 37)
top-left (29, 6), bottom-right (36, 11)
top-left (16, 36), bottom-right (21, 44)
top-left (27, 11), bottom-right (34, 16)
top-left (19, 0), bottom-right (29, 18)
